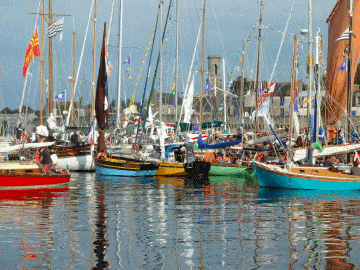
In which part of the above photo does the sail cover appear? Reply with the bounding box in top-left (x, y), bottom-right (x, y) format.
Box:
top-left (325, 0), bottom-right (360, 126)
top-left (197, 134), bottom-right (242, 149)
top-left (95, 23), bottom-right (109, 153)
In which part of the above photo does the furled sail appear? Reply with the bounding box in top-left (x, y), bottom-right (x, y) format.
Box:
top-left (95, 23), bottom-right (109, 153)
top-left (197, 134), bottom-right (242, 149)
top-left (325, 0), bottom-right (360, 125)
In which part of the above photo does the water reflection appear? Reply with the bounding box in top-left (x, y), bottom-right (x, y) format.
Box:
top-left (257, 187), bottom-right (360, 269)
top-left (3, 172), bottom-right (360, 268)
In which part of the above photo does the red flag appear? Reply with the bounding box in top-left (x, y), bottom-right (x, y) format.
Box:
top-left (22, 28), bottom-right (40, 77)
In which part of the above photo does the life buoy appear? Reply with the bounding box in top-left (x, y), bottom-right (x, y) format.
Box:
top-left (132, 144), bottom-right (140, 153)
top-left (97, 152), bottom-right (107, 160)
top-left (255, 152), bottom-right (265, 162)
top-left (204, 152), bottom-right (215, 163)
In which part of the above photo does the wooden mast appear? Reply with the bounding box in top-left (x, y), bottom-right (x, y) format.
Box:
top-left (71, 31), bottom-right (76, 126)
top-left (240, 37), bottom-right (246, 127)
top-left (346, 0), bottom-right (354, 144)
top-left (48, 0), bottom-right (53, 115)
top-left (199, 0), bottom-right (206, 132)
top-left (40, 0), bottom-right (44, 125)
top-left (254, 1), bottom-right (263, 135)
top-left (91, 0), bottom-right (97, 121)
top-left (287, 35), bottom-right (298, 165)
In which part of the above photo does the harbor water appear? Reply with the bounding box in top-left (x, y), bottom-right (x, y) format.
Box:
top-left (1, 172), bottom-right (360, 269)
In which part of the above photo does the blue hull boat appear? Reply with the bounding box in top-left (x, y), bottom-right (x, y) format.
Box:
top-left (95, 156), bottom-right (159, 177)
top-left (254, 161), bottom-right (360, 190)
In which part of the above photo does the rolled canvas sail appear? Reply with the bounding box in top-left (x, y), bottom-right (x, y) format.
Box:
top-left (95, 23), bottom-right (109, 153)
top-left (325, 0), bottom-right (360, 125)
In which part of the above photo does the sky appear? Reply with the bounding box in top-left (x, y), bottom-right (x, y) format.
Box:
top-left (0, 0), bottom-right (336, 111)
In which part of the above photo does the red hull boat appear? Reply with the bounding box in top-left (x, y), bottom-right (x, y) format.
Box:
top-left (0, 172), bottom-right (70, 189)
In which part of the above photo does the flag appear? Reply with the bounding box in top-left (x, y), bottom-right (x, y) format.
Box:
top-left (127, 74), bottom-right (132, 79)
top-left (47, 18), bottom-right (64, 38)
top-left (123, 56), bottom-right (130, 64)
top-left (106, 61), bottom-right (113, 76)
top-left (171, 82), bottom-right (175, 90)
top-left (280, 100), bottom-right (284, 106)
top-left (255, 82), bottom-right (262, 93)
top-left (87, 119), bottom-right (95, 136)
top-left (302, 97), bottom-right (310, 105)
top-left (205, 80), bottom-right (210, 92)
top-left (173, 97), bottom-right (176, 107)
top-left (260, 81), bottom-right (276, 98)
top-left (285, 98), bottom-right (299, 114)
top-left (192, 121), bottom-right (199, 133)
top-left (22, 28), bottom-right (40, 78)
top-left (127, 66), bottom-right (131, 72)
top-left (337, 58), bottom-right (347, 71)
top-left (55, 91), bottom-right (65, 101)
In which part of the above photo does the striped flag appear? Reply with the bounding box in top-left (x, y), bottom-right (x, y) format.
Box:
top-left (47, 18), bottom-right (64, 38)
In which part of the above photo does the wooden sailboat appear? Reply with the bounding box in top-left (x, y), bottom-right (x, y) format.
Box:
top-left (255, 0), bottom-right (360, 190)
top-left (94, 24), bottom-right (159, 177)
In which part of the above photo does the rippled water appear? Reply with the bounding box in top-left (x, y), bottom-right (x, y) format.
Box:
top-left (1, 172), bottom-right (360, 269)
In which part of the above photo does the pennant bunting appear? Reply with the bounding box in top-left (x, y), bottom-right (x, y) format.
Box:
top-left (55, 91), bottom-right (65, 101)
top-left (123, 56), bottom-right (130, 64)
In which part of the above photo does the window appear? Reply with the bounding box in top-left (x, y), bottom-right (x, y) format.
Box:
top-left (280, 108), bottom-right (285, 116)
top-left (352, 111), bottom-right (356, 116)
top-left (357, 96), bottom-right (360, 106)
top-left (213, 64), bottom-right (218, 75)
top-left (280, 96), bottom-right (285, 103)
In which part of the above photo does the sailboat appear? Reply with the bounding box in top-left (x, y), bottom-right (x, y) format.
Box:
top-left (94, 24), bottom-right (159, 177)
top-left (255, 0), bottom-right (360, 190)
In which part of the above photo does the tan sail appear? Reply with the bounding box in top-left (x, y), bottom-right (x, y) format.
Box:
top-left (325, 0), bottom-right (360, 126)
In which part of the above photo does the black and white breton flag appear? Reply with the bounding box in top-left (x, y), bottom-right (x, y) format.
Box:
top-left (47, 18), bottom-right (64, 38)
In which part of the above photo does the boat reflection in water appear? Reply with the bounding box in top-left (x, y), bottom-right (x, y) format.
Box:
top-left (257, 187), bottom-right (359, 269)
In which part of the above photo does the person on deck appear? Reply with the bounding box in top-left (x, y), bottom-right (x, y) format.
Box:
top-left (16, 124), bottom-right (24, 143)
top-left (71, 132), bottom-right (79, 145)
top-left (184, 138), bottom-right (196, 163)
top-left (323, 156), bottom-right (333, 167)
top-left (39, 148), bottom-right (53, 174)
top-left (233, 128), bottom-right (243, 140)
top-left (351, 161), bottom-right (360, 176)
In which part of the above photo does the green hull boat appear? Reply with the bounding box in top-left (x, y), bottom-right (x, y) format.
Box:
top-left (209, 163), bottom-right (255, 177)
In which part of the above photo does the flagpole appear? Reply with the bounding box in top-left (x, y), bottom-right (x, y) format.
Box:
top-left (347, 0), bottom-right (354, 147)
top-left (91, 0), bottom-right (97, 123)
top-left (48, 0), bottom-right (54, 116)
top-left (40, 0), bottom-right (44, 125)
top-left (71, 31), bottom-right (76, 126)
top-left (254, 1), bottom-right (263, 135)
top-left (159, 1), bottom-right (163, 124)
top-left (175, 0), bottom-right (179, 125)
top-left (116, 0), bottom-right (124, 130)
top-left (199, 0), bottom-right (206, 133)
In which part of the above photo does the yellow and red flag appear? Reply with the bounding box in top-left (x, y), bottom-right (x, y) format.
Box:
top-left (22, 28), bottom-right (40, 78)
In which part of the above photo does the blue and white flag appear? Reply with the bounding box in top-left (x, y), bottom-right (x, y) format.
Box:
top-left (285, 98), bottom-right (299, 114)
top-left (55, 91), bottom-right (65, 101)
top-left (123, 56), bottom-right (130, 64)
top-left (337, 58), bottom-right (347, 71)
top-left (173, 97), bottom-right (176, 108)
top-left (205, 80), bottom-right (210, 92)
top-left (48, 18), bottom-right (64, 39)
top-left (87, 119), bottom-right (95, 136)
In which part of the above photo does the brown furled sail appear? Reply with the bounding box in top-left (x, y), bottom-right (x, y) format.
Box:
top-left (325, 0), bottom-right (360, 126)
top-left (95, 23), bottom-right (109, 153)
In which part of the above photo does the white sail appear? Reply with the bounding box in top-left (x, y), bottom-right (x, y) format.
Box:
top-left (183, 75), bottom-right (195, 123)
top-left (0, 142), bottom-right (55, 153)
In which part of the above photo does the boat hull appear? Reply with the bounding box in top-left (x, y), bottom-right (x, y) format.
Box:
top-left (255, 161), bottom-right (360, 190)
top-left (0, 173), bottom-right (70, 190)
top-left (184, 160), bottom-right (211, 176)
top-left (95, 158), bottom-right (158, 177)
top-left (53, 154), bottom-right (95, 171)
top-left (155, 162), bottom-right (187, 177)
top-left (209, 164), bottom-right (253, 176)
